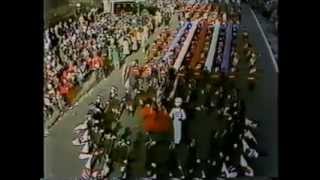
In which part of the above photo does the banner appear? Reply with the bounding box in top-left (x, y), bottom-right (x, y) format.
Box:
top-left (162, 23), bottom-right (188, 63)
top-left (173, 21), bottom-right (199, 70)
top-left (204, 24), bottom-right (220, 72)
top-left (221, 23), bottom-right (232, 74)
top-left (189, 21), bottom-right (209, 69)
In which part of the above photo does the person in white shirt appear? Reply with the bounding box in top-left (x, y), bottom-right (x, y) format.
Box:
top-left (122, 38), bottom-right (130, 58)
top-left (155, 11), bottom-right (162, 27)
top-left (170, 97), bottom-right (187, 145)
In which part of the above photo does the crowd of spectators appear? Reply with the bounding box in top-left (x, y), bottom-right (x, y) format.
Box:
top-left (43, 4), bottom-right (168, 121)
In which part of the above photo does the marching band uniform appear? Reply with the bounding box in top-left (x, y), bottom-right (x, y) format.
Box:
top-left (94, 96), bottom-right (104, 112)
top-left (73, 127), bottom-right (90, 147)
top-left (100, 154), bottom-right (112, 179)
top-left (248, 65), bottom-right (257, 90)
top-left (124, 61), bottom-right (140, 94)
top-left (192, 158), bottom-right (208, 180)
top-left (186, 139), bottom-right (198, 177)
top-left (109, 86), bottom-right (119, 100)
top-left (245, 117), bottom-right (258, 129)
top-left (170, 97), bottom-right (187, 144)
top-left (220, 160), bottom-right (238, 178)
top-left (145, 136), bottom-right (158, 178)
top-left (112, 139), bottom-right (130, 163)
top-left (249, 53), bottom-right (257, 66)
top-left (239, 153), bottom-right (254, 176)
top-left (88, 104), bottom-right (103, 122)
top-left (168, 148), bottom-right (185, 179)
top-left (241, 135), bottom-right (259, 160)
top-left (120, 159), bottom-right (133, 179)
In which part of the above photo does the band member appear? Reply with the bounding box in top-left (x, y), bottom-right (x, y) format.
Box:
top-left (95, 95), bottom-right (104, 111)
top-left (192, 158), bottom-right (208, 180)
top-left (122, 60), bottom-right (140, 96)
top-left (248, 65), bottom-right (257, 90)
top-left (144, 134), bottom-right (158, 178)
top-left (100, 154), bottom-right (112, 179)
top-left (121, 89), bottom-right (134, 116)
top-left (220, 158), bottom-right (239, 178)
top-left (186, 138), bottom-right (197, 176)
top-left (245, 117), bottom-right (258, 129)
top-left (238, 154), bottom-right (254, 177)
top-left (109, 86), bottom-right (119, 100)
top-left (120, 159), bottom-right (129, 179)
top-left (170, 97), bottom-right (187, 145)
top-left (88, 103), bottom-right (103, 121)
top-left (168, 147), bottom-right (185, 179)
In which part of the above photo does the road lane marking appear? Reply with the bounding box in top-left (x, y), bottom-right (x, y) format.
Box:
top-left (249, 8), bottom-right (279, 73)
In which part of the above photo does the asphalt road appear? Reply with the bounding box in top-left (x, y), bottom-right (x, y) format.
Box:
top-left (237, 4), bottom-right (278, 177)
top-left (44, 4), bottom-right (278, 179)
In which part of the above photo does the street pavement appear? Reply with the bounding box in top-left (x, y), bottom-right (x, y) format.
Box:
top-left (252, 8), bottom-right (278, 63)
top-left (237, 4), bottom-right (278, 177)
top-left (44, 4), bottom-right (278, 179)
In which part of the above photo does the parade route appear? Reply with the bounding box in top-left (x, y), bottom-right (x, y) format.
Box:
top-left (236, 4), bottom-right (278, 177)
top-left (44, 4), bottom-right (278, 179)
top-left (44, 14), bottom-right (180, 179)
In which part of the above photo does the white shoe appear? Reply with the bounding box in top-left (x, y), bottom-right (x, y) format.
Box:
top-left (74, 123), bottom-right (87, 131)
top-left (188, 169), bottom-right (194, 174)
top-left (151, 174), bottom-right (157, 179)
top-left (201, 170), bottom-right (206, 179)
top-left (169, 142), bottom-right (176, 149)
top-left (72, 138), bottom-right (81, 146)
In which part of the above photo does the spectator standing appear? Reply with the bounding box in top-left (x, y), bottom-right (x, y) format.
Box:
top-left (122, 38), bottom-right (131, 59)
top-left (112, 44), bottom-right (121, 70)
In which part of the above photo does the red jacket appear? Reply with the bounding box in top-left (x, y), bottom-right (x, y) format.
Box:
top-left (59, 84), bottom-right (70, 96)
